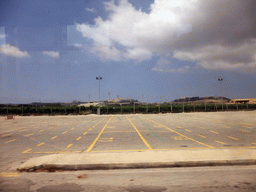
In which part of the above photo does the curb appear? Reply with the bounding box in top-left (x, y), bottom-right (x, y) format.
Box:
top-left (18, 159), bottom-right (256, 172)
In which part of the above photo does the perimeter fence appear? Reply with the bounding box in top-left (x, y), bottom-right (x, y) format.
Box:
top-left (0, 103), bottom-right (256, 116)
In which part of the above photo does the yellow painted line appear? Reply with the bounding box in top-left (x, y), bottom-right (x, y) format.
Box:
top-left (185, 129), bottom-right (191, 132)
top-left (210, 130), bottom-right (219, 134)
top-left (89, 128), bottom-right (92, 131)
top-left (215, 140), bottom-right (226, 145)
top-left (25, 133), bottom-right (34, 137)
top-left (37, 143), bottom-right (44, 146)
top-left (86, 116), bottom-right (113, 152)
top-left (199, 127), bottom-right (205, 129)
top-left (100, 137), bottom-right (113, 139)
top-left (0, 172), bottom-right (19, 177)
top-left (198, 134), bottom-right (206, 138)
top-left (127, 116), bottom-right (153, 150)
top-left (227, 136), bottom-right (239, 140)
top-left (70, 128), bottom-right (74, 130)
top-left (243, 126), bottom-right (253, 129)
top-left (147, 118), bottom-right (214, 148)
top-left (98, 140), bottom-right (113, 142)
top-left (4, 139), bottom-right (16, 144)
top-left (39, 129), bottom-right (44, 132)
top-left (93, 126), bottom-right (95, 128)
top-left (91, 149), bottom-right (149, 152)
top-left (222, 125), bottom-right (230, 128)
top-left (23, 151), bottom-right (81, 154)
top-left (2, 133), bottom-right (12, 137)
top-left (51, 136), bottom-right (57, 140)
top-left (22, 148), bottom-right (32, 153)
top-left (66, 144), bottom-right (73, 148)
top-left (240, 123), bottom-right (252, 126)
top-left (83, 132), bottom-right (87, 135)
top-left (177, 126), bottom-right (182, 128)
top-left (76, 136), bottom-right (82, 141)
top-left (239, 129), bottom-right (251, 132)
top-left (62, 131), bottom-right (67, 134)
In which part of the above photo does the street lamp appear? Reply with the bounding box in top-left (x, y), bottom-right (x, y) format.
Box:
top-left (218, 78), bottom-right (223, 111)
top-left (96, 76), bottom-right (102, 115)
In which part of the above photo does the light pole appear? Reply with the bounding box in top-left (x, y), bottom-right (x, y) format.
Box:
top-left (146, 95), bottom-right (148, 113)
top-left (96, 76), bottom-right (102, 115)
top-left (218, 78), bottom-right (223, 111)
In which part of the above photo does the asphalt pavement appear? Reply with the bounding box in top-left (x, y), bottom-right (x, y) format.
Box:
top-left (0, 111), bottom-right (255, 172)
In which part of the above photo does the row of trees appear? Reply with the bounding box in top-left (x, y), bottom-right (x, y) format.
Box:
top-left (1, 103), bottom-right (256, 115)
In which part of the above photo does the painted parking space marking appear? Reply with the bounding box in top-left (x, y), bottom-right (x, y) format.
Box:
top-left (177, 126), bottom-right (182, 129)
top-left (70, 127), bottom-right (74, 130)
top-left (37, 142), bottom-right (44, 146)
top-left (98, 138), bottom-right (113, 142)
top-left (185, 129), bottom-right (191, 132)
top-left (86, 116), bottom-right (113, 152)
top-left (66, 144), bottom-right (73, 148)
top-left (239, 129), bottom-right (251, 132)
top-left (76, 136), bottom-right (82, 141)
top-left (243, 126), bottom-right (253, 129)
top-left (210, 130), bottom-right (219, 134)
top-left (22, 148), bottom-right (32, 153)
top-left (2, 133), bottom-right (12, 137)
top-left (39, 129), bottom-right (44, 132)
top-left (0, 172), bottom-right (19, 177)
top-left (127, 116), bottom-right (153, 150)
top-left (172, 136), bottom-right (189, 140)
top-left (198, 134), bottom-right (206, 138)
top-left (146, 118), bottom-right (214, 148)
top-left (154, 125), bottom-right (163, 128)
top-left (51, 136), bottom-right (57, 140)
top-left (227, 136), bottom-right (239, 140)
top-left (62, 131), bottom-right (67, 134)
top-left (25, 133), bottom-right (34, 137)
top-left (137, 116), bottom-right (163, 141)
top-left (199, 127), bottom-right (205, 129)
top-left (215, 140), bottom-right (226, 145)
top-left (83, 132), bottom-right (87, 135)
top-left (222, 125), bottom-right (230, 128)
top-left (4, 139), bottom-right (16, 144)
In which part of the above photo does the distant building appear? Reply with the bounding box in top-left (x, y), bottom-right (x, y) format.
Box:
top-left (229, 98), bottom-right (256, 104)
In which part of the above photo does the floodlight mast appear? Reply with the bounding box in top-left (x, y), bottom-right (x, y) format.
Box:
top-left (96, 76), bottom-right (102, 108)
top-left (218, 78), bottom-right (223, 111)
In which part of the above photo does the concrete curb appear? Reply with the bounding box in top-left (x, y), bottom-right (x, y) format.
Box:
top-left (18, 160), bottom-right (256, 172)
top-left (17, 149), bottom-right (256, 172)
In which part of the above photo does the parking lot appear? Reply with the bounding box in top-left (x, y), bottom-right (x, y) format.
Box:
top-left (1, 111), bottom-right (255, 157)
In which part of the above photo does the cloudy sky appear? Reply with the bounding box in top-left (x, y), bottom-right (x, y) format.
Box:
top-left (0, 0), bottom-right (255, 103)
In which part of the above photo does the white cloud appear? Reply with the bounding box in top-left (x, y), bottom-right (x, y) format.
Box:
top-left (173, 42), bottom-right (256, 71)
top-left (0, 34), bottom-right (7, 39)
top-left (76, 0), bottom-right (256, 71)
top-left (152, 65), bottom-right (190, 73)
top-left (74, 43), bottom-right (82, 48)
top-left (0, 44), bottom-right (31, 58)
top-left (42, 51), bottom-right (60, 58)
top-left (85, 8), bottom-right (95, 13)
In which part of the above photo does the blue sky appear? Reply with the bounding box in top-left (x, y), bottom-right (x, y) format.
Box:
top-left (0, 0), bottom-right (256, 104)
